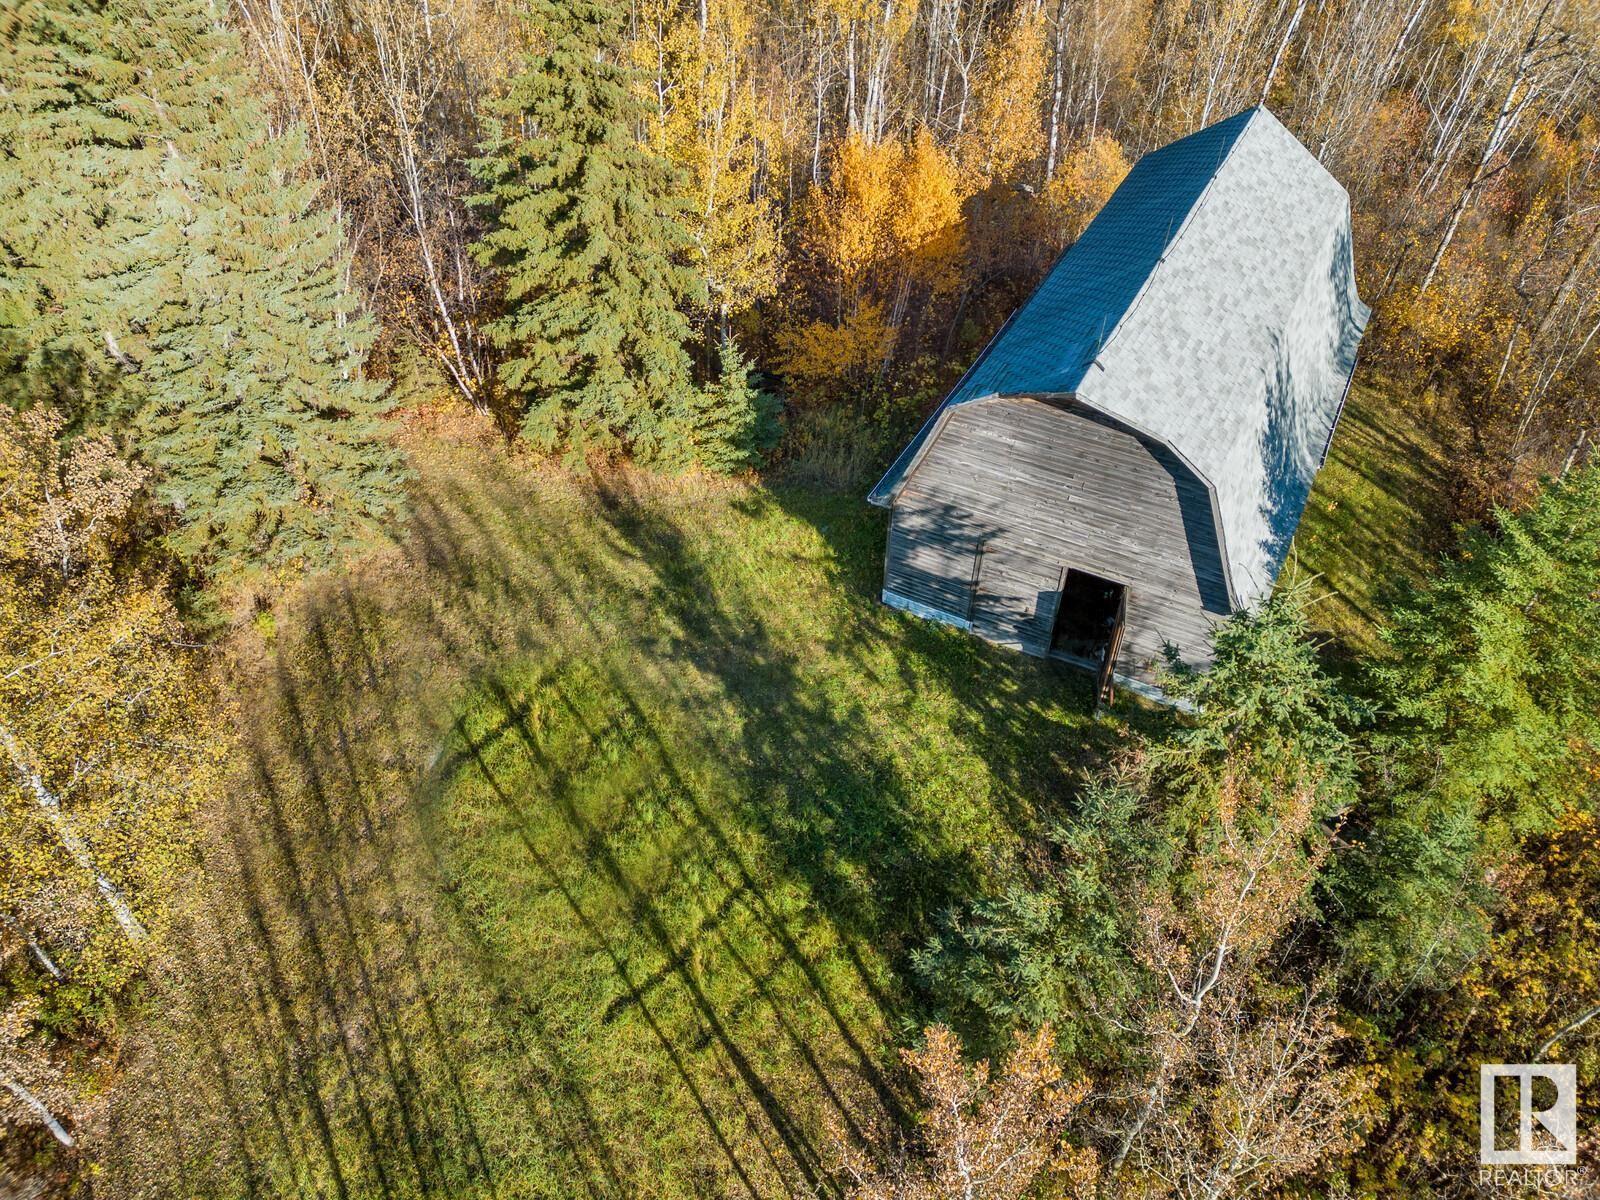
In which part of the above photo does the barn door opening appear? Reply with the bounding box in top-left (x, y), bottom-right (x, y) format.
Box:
top-left (1050, 570), bottom-right (1127, 701)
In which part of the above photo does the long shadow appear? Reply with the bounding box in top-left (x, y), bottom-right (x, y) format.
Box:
top-left (394, 472), bottom-right (891, 1190)
top-left (756, 483), bottom-right (1126, 802)
top-left (502, 673), bottom-right (869, 1166)
top-left (585, 479), bottom-right (969, 939)
top-left (259, 668), bottom-right (450, 1199)
top-left (419, 482), bottom-right (905, 1127)
top-left (447, 708), bottom-right (771, 1199)
top-left (418, 475), bottom-right (913, 1039)
top-left (227, 813), bottom-right (360, 1200)
top-left (114, 440), bottom-right (1106, 1199)
top-left (573, 475), bottom-right (1124, 1039)
top-left (271, 579), bottom-right (619, 1200)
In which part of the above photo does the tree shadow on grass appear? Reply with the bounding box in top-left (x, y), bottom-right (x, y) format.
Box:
top-left (441, 684), bottom-right (820, 1198)
top-left (108, 450), bottom-right (945, 1199)
top-left (109, 443), bottom-right (1118, 1200)
top-left (577, 476), bottom-right (1058, 977)
top-left (411, 474), bottom-right (910, 1123)
top-left (750, 484), bottom-right (1125, 807)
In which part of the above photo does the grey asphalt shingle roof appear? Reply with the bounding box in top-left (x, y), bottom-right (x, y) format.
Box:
top-left (869, 105), bottom-right (1370, 610)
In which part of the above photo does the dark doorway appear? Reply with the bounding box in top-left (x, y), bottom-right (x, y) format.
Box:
top-left (1050, 569), bottom-right (1127, 662)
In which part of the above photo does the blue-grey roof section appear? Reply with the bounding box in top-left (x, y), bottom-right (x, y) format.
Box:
top-left (867, 108), bottom-right (1255, 508)
top-left (868, 105), bottom-right (1369, 610)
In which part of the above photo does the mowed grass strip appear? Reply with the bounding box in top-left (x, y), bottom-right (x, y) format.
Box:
top-left (105, 431), bottom-right (1098, 1200)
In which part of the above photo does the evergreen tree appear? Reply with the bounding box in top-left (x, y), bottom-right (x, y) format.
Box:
top-left (668, 337), bottom-right (780, 473)
top-left (914, 589), bottom-right (1360, 1049)
top-left (469, 0), bottom-right (705, 462)
top-left (1334, 465), bottom-right (1600, 990)
top-left (2, 0), bottom-right (407, 585)
top-left (0, 0), bottom-right (146, 424)
top-left (126, 2), bottom-right (408, 582)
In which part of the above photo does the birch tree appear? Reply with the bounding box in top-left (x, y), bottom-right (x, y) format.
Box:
top-left (635, 0), bottom-right (784, 345)
top-left (235, 0), bottom-right (513, 407)
top-left (1097, 767), bottom-right (1366, 1195)
top-left (1, 1000), bottom-right (75, 1150)
top-left (830, 1024), bottom-right (1100, 1200)
top-left (0, 408), bottom-right (226, 999)
top-left (1411, 0), bottom-right (1588, 291)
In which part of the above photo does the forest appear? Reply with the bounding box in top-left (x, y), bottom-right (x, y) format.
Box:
top-left (2, 0), bottom-right (1599, 1196)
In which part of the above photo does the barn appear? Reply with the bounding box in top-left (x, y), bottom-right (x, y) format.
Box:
top-left (868, 105), bottom-right (1370, 702)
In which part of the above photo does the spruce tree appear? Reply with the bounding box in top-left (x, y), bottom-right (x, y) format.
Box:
top-left (125, 3), bottom-right (407, 582)
top-left (0, 0), bottom-right (147, 424)
top-left (913, 590), bottom-right (1361, 1044)
top-left (470, 0), bottom-right (705, 461)
top-left (2, 0), bottom-right (407, 585)
top-left (668, 337), bottom-right (780, 473)
top-left (1335, 465), bottom-right (1600, 989)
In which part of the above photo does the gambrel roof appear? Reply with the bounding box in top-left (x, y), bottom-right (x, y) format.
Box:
top-left (869, 105), bottom-right (1369, 609)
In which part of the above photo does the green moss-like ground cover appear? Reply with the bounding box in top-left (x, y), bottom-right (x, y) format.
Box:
top-left (103, 432), bottom-right (1101, 1200)
top-left (1290, 382), bottom-right (1449, 656)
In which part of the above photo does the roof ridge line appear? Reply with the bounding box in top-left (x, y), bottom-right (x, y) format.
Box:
top-left (1079, 109), bottom-right (1261, 377)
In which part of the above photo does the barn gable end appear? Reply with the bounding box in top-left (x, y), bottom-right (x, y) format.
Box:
top-left (884, 397), bottom-right (1228, 688)
top-left (871, 105), bottom-right (1368, 693)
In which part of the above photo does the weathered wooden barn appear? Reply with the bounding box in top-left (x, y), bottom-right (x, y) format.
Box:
top-left (869, 106), bottom-right (1369, 701)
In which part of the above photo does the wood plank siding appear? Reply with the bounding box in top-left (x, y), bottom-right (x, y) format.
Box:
top-left (883, 396), bottom-right (1232, 685)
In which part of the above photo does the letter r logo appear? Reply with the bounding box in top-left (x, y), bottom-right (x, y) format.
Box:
top-left (1480, 1064), bottom-right (1578, 1166)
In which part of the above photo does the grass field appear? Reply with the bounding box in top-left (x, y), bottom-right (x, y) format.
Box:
top-left (102, 424), bottom-right (1107, 1200)
top-left (97, 381), bottom-right (1441, 1200)
top-left (1290, 381), bottom-right (1450, 657)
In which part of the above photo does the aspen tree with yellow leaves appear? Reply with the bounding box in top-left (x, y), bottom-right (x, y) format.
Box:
top-left (3, 0), bottom-right (1599, 1193)
top-left (777, 127), bottom-right (968, 391)
top-left (1040, 131), bottom-right (1131, 246)
top-left (634, 0), bottom-right (783, 345)
top-left (887, 129), bottom-right (968, 341)
top-left (778, 134), bottom-right (903, 390)
top-left (0, 409), bottom-right (226, 1006)
top-left (955, 4), bottom-right (1048, 188)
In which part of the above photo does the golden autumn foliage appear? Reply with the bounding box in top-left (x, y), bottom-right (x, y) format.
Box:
top-left (779, 129), bottom-right (966, 391)
top-left (894, 128), bottom-right (967, 298)
top-left (1456, 808), bottom-right (1600, 1065)
top-left (956, 6), bottom-right (1049, 188)
top-left (634, 0), bottom-right (783, 334)
top-left (220, 0), bottom-right (1600, 497)
top-left (830, 1024), bottom-right (1098, 1200)
top-left (800, 132), bottom-right (905, 306)
top-left (0, 409), bottom-right (227, 1004)
top-left (1331, 806), bottom-right (1600, 1195)
top-left (1040, 132), bottom-right (1131, 247)
top-left (775, 302), bottom-right (897, 390)
top-left (0, 996), bottom-right (76, 1146)
top-left (16, 0), bottom-right (1595, 1187)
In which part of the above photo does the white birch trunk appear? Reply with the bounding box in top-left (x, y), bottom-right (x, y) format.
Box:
top-left (1, 1073), bottom-right (74, 1147)
top-left (0, 725), bottom-right (146, 944)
